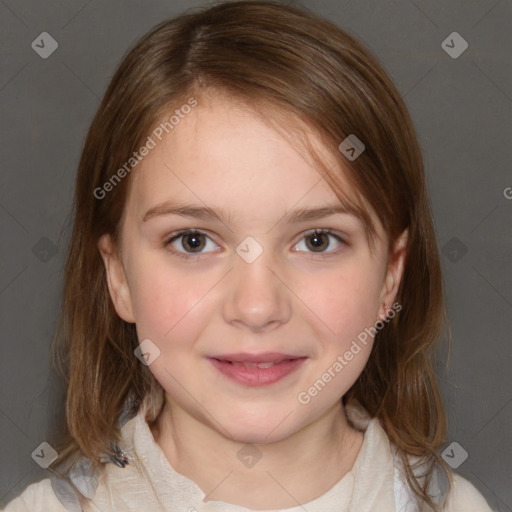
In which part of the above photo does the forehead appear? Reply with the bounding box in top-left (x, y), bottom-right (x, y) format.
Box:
top-left (124, 92), bottom-right (382, 237)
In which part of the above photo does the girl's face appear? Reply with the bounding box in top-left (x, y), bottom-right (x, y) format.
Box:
top-left (99, 92), bottom-right (406, 444)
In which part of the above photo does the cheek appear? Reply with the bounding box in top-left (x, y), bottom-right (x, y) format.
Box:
top-left (298, 263), bottom-right (383, 344)
top-left (129, 263), bottom-right (216, 394)
top-left (294, 267), bottom-right (383, 403)
top-left (128, 256), bottom-right (217, 344)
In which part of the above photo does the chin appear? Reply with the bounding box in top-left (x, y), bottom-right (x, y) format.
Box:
top-left (217, 409), bottom-right (298, 445)
top-left (225, 427), bottom-right (283, 446)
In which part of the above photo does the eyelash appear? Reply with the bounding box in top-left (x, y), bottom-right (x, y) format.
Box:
top-left (163, 228), bottom-right (346, 260)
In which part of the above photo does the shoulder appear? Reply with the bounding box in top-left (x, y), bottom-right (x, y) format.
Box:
top-left (348, 408), bottom-right (494, 512)
top-left (388, 436), bottom-right (493, 512)
top-left (2, 478), bottom-right (68, 512)
top-left (443, 472), bottom-right (494, 512)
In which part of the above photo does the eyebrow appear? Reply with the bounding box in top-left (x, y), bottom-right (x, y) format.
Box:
top-left (142, 200), bottom-right (361, 226)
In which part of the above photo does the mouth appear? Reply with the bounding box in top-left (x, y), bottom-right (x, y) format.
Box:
top-left (207, 353), bottom-right (308, 386)
top-left (209, 352), bottom-right (305, 365)
top-left (211, 358), bottom-right (299, 369)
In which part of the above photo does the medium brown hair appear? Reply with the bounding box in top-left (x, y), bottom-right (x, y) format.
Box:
top-left (48, 1), bottom-right (452, 509)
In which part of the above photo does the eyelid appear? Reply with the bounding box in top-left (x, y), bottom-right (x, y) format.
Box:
top-left (164, 227), bottom-right (347, 259)
top-left (164, 229), bottom-right (220, 260)
top-left (292, 228), bottom-right (346, 256)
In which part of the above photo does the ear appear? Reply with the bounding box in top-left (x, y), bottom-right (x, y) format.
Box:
top-left (378, 229), bottom-right (408, 320)
top-left (97, 233), bottom-right (136, 323)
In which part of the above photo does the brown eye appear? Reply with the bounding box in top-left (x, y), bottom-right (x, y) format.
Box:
top-left (305, 231), bottom-right (330, 252)
top-left (181, 232), bottom-right (206, 252)
top-left (165, 229), bottom-right (219, 258)
top-left (293, 229), bottom-right (345, 255)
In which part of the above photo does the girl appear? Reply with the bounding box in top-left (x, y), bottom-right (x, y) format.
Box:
top-left (4, 1), bottom-right (493, 511)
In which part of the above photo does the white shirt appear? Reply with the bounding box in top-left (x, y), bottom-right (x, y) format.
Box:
top-left (2, 388), bottom-right (494, 511)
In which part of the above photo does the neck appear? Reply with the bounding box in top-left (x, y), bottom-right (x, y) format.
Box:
top-left (150, 394), bottom-right (364, 509)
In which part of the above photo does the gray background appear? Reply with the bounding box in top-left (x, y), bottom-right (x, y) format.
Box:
top-left (1, 0), bottom-right (510, 510)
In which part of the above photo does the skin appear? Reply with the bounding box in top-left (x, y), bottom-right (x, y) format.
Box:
top-left (98, 91), bottom-right (408, 509)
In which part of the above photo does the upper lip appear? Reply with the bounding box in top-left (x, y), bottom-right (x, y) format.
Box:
top-left (209, 352), bottom-right (306, 363)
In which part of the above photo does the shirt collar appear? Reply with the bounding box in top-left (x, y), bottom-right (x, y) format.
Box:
top-left (117, 387), bottom-right (396, 511)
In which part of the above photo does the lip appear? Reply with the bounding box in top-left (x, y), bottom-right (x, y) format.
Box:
top-left (207, 355), bottom-right (307, 386)
top-left (208, 352), bottom-right (304, 364)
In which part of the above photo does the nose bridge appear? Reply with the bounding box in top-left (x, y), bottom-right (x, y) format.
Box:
top-left (223, 237), bottom-right (291, 330)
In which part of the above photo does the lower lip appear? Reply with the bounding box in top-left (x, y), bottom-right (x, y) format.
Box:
top-left (208, 357), bottom-right (307, 386)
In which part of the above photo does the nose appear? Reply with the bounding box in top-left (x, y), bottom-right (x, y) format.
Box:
top-left (222, 246), bottom-right (292, 333)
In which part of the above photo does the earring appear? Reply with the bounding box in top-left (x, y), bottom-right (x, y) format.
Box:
top-left (379, 303), bottom-right (388, 321)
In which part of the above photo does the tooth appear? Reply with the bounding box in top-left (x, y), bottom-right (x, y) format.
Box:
top-left (229, 361), bottom-right (276, 368)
